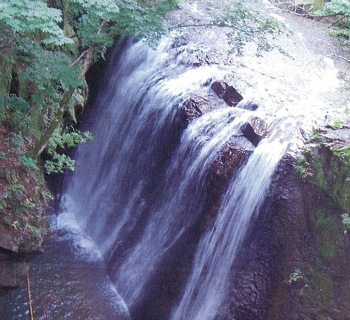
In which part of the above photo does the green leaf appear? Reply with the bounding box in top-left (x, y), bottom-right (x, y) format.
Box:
top-left (0, 0), bottom-right (72, 45)
top-left (341, 213), bottom-right (350, 229)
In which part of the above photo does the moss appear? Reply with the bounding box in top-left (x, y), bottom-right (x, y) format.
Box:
top-left (286, 262), bottom-right (335, 319)
top-left (0, 127), bottom-right (52, 253)
top-left (0, 55), bottom-right (12, 96)
top-left (313, 209), bottom-right (336, 261)
top-left (28, 104), bottom-right (45, 139)
top-left (294, 204), bottom-right (348, 318)
top-left (314, 158), bottom-right (326, 189)
top-left (305, 145), bottom-right (350, 213)
top-left (267, 140), bottom-right (350, 319)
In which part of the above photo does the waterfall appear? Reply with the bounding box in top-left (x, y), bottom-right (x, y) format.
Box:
top-left (58, 37), bottom-right (293, 319)
top-left (59, 37), bottom-right (221, 257)
top-left (171, 138), bottom-right (288, 320)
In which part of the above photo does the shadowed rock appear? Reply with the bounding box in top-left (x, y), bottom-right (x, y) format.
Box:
top-left (240, 122), bottom-right (262, 147)
top-left (211, 81), bottom-right (227, 99)
top-left (211, 81), bottom-right (243, 106)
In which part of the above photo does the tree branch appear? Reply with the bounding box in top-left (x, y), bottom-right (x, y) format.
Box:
top-left (34, 20), bottom-right (108, 158)
top-left (328, 15), bottom-right (346, 28)
top-left (339, 56), bottom-right (350, 63)
top-left (78, 20), bottom-right (107, 78)
top-left (69, 49), bottom-right (89, 68)
top-left (33, 87), bottom-right (75, 158)
top-left (26, 265), bottom-right (35, 320)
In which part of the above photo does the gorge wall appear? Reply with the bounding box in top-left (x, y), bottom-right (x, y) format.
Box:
top-left (227, 149), bottom-right (350, 319)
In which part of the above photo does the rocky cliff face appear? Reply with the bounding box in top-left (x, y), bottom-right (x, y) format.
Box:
top-left (0, 126), bottom-right (50, 295)
top-left (112, 55), bottom-right (349, 318)
top-left (224, 144), bottom-right (350, 319)
top-left (164, 72), bottom-right (350, 319)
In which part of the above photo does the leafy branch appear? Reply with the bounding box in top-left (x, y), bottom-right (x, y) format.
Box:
top-left (170, 2), bottom-right (284, 56)
top-left (0, 0), bottom-right (179, 174)
top-left (315, 0), bottom-right (350, 55)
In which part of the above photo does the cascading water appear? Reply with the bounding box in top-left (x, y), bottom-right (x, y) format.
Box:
top-left (171, 139), bottom-right (289, 320)
top-left (55, 36), bottom-right (296, 320)
top-left (1, 34), bottom-right (305, 320)
top-left (1, 0), bottom-right (348, 317)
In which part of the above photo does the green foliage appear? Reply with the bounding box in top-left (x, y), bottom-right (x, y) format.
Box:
top-left (3, 173), bottom-right (25, 200)
top-left (316, 0), bottom-right (350, 16)
top-left (40, 188), bottom-right (53, 202)
top-left (341, 213), bottom-right (350, 229)
top-left (0, 0), bottom-right (179, 168)
top-left (0, 96), bottom-right (31, 131)
top-left (289, 268), bottom-right (304, 283)
top-left (332, 144), bottom-right (350, 165)
top-left (314, 0), bottom-right (326, 11)
top-left (295, 154), bottom-right (312, 182)
top-left (44, 126), bottom-right (93, 174)
top-left (44, 153), bottom-right (75, 174)
top-left (331, 119), bottom-right (343, 129)
top-left (69, 0), bottom-right (120, 17)
top-left (20, 153), bottom-right (38, 170)
top-left (46, 126), bottom-right (93, 153)
top-left (8, 132), bottom-right (25, 152)
top-left (0, 166), bottom-right (51, 249)
top-left (66, 0), bottom-right (178, 51)
top-left (329, 25), bottom-right (350, 38)
top-left (24, 47), bottom-right (82, 91)
top-left (0, 0), bottom-right (72, 45)
top-left (178, 1), bottom-right (285, 56)
top-left (315, 0), bottom-right (350, 49)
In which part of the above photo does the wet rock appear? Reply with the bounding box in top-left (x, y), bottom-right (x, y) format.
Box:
top-left (226, 150), bottom-right (350, 320)
top-left (175, 96), bottom-right (215, 126)
top-left (204, 141), bottom-right (254, 232)
top-left (171, 35), bottom-right (189, 49)
top-left (237, 100), bottom-right (259, 111)
top-left (0, 257), bottom-right (26, 293)
top-left (211, 81), bottom-right (227, 99)
top-left (223, 85), bottom-right (244, 106)
top-left (321, 127), bottom-right (350, 145)
top-left (0, 224), bottom-right (18, 253)
top-left (240, 122), bottom-right (262, 147)
top-left (211, 80), bottom-right (243, 106)
top-left (182, 98), bottom-right (203, 121)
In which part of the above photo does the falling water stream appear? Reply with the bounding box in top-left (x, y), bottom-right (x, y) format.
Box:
top-left (1, 1), bottom-right (348, 319)
top-left (171, 138), bottom-right (289, 320)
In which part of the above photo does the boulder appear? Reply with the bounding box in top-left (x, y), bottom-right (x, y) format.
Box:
top-left (223, 85), bottom-right (244, 106)
top-left (181, 98), bottom-right (203, 122)
top-left (240, 122), bottom-right (262, 147)
top-left (211, 81), bottom-right (227, 99)
top-left (211, 80), bottom-right (243, 106)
